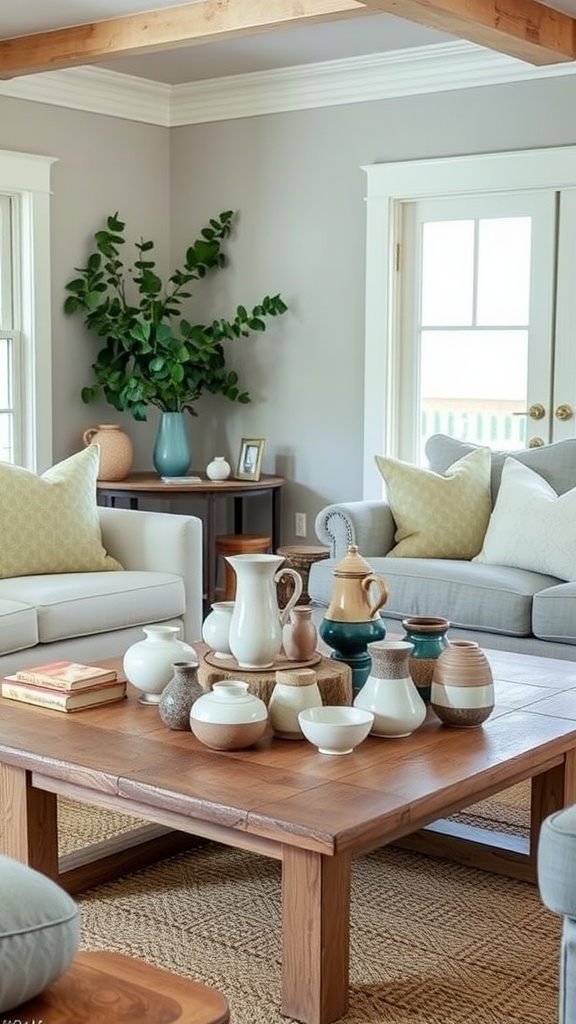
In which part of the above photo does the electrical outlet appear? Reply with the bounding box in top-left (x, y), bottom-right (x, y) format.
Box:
top-left (295, 512), bottom-right (307, 538)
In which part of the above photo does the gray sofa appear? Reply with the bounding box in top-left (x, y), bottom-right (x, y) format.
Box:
top-left (310, 434), bottom-right (576, 661)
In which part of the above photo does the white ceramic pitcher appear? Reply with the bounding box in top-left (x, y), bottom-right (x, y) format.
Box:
top-left (226, 554), bottom-right (303, 668)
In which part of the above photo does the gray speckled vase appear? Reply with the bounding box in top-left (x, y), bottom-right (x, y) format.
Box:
top-left (158, 661), bottom-right (203, 731)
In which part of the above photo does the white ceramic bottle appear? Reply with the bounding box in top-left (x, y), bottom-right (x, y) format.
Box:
top-left (354, 640), bottom-right (426, 738)
top-left (268, 668), bottom-right (322, 739)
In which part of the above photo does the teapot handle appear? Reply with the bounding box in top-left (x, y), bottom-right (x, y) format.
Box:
top-left (83, 427), bottom-right (98, 446)
top-left (361, 574), bottom-right (388, 618)
top-left (275, 569), bottom-right (303, 626)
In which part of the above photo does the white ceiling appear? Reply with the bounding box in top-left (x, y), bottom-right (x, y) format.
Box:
top-left (0, 1), bottom-right (463, 85)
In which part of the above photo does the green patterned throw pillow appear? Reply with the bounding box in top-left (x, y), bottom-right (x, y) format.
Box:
top-left (0, 445), bottom-right (122, 579)
top-left (374, 446), bottom-right (492, 559)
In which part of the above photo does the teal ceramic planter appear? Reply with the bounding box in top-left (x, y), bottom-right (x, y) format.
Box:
top-left (401, 616), bottom-right (450, 703)
top-left (319, 617), bottom-right (386, 696)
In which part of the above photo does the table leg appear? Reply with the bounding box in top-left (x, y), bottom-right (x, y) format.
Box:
top-left (0, 763), bottom-right (59, 879)
top-left (205, 495), bottom-right (217, 609)
top-left (272, 487), bottom-right (282, 551)
top-left (281, 845), bottom-right (350, 1024)
top-left (531, 748), bottom-right (576, 878)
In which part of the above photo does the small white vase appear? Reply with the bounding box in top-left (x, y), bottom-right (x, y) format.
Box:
top-left (190, 680), bottom-right (268, 750)
top-left (354, 640), bottom-right (426, 738)
top-left (123, 624), bottom-right (197, 705)
top-left (202, 601), bottom-right (235, 658)
top-left (206, 456), bottom-right (231, 481)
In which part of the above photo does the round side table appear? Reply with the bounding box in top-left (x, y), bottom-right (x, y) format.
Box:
top-left (276, 544), bottom-right (330, 607)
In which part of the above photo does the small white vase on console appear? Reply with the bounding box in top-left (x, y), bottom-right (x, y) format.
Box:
top-left (206, 456), bottom-right (231, 481)
top-left (123, 624), bottom-right (197, 704)
top-left (226, 553), bottom-right (303, 669)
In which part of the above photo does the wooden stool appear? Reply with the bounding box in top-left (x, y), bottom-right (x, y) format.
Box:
top-left (277, 544), bottom-right (330, 607)
top-left (215, 533), bottom-right (271, 600)
top-left (16, 950), bottom-right (229, 1024)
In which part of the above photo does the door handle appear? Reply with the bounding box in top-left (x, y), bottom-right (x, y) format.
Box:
top-left (555, 404), bottom-right (574, 421)
top-left (512, 403), bottom-right (546, 421)
top-left (528, 437), bottom-right (545, 448)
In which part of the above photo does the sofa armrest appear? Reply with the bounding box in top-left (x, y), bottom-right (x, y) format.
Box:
top-left (98, 507), bottom-right (203, 644)
top-left (314, 501), bottom-right (396, 560)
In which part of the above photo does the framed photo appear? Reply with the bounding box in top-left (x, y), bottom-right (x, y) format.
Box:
top-left (235, 438), bottom-right (266, 481)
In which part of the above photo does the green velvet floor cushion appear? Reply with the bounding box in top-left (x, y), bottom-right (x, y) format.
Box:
top-left (0, 855), bottom-right (80, 1011)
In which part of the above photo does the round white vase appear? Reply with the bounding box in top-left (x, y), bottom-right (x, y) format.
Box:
top-left (190, 680), bottom-right (268, 750)
top-left (206, 456), bottom-right (231, 481)
top-left (201, 601), bottom-right (235, 658)
top-left (123, 624), bottom-right (197, 705)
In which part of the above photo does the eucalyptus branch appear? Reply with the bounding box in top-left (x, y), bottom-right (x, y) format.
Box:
top-left (64, 210), bottom-right (288, 420)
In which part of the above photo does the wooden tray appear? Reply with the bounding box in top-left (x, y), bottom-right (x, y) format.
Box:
top-left (203, 650), bottom-right (322, 673)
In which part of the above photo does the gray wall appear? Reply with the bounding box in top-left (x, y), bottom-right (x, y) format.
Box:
top-left (2, 74), bottom-right (576, 543)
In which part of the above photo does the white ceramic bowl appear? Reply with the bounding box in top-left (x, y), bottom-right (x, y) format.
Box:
top-left (298, 706), bottom-right (374, 755)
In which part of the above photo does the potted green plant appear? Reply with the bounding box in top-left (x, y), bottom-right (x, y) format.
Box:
top-left (64, 210), bottom-right (288, 476)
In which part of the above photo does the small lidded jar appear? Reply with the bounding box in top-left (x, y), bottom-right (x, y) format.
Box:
top-left (268, 668), bottom-right (322, 740)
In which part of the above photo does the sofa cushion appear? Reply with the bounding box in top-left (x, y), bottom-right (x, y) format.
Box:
top-left (0, 446), bottom-right (122, 580)
top-left (309, 557), bottom-right (559, 636)
top-left (425, 433), bottom-right (576, 506)
top-left (0, 571), bottom-right (185, 644)
top-left (0, 598), bottom-right (38, 655)
top-left (0, 855), bottom-right (80, 1013)
top-left (373, 447), bottom-right (491, 559)
top-left (533, 582), bottom-right (576, 645)
top-left (474, 458), bottom-right (576, 581)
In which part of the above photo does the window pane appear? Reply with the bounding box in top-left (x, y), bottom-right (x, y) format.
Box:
top-left (0, 338), bottom-right (9, 407)
top-left (420, 329), bottom-right (528, 450)
top-left (0, 412), bottom-right (12, 462)
top-left (421, 220), bottom-right (474, 327)
top-left (477, 217), bottom-right (531, 326)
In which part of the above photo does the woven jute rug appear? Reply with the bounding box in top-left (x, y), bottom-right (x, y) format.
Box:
top-left (58, 782), bottom-right (562, 1024)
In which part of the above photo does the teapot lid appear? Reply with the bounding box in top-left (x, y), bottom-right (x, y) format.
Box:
top-left (332, 545), bottom-right (375, 577)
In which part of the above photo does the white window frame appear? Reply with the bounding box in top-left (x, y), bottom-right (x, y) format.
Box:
top-left (0, 150), bottom-right (57, 471)
top-left (362, 145), bottom-right (576, 499)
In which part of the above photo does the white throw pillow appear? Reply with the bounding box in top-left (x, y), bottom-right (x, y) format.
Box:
top-left (0, 855), bottom-right (80, 1012)
top-left (473, 457), bottom-right (576, 580)
top-left (0, 445), bottom-right (122, 579)
top-left (374, 446), bottom-right (492, 559)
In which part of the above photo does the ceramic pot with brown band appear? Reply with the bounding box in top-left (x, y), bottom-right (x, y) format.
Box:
top-left (431, 640), bottom-right (494, 728)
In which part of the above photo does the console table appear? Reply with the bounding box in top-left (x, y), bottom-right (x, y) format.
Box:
top-left (96, 472), bottom-right (284, 610)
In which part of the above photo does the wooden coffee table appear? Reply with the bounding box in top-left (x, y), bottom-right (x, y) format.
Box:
top-left (1, 648), bottom-right (576, 1024)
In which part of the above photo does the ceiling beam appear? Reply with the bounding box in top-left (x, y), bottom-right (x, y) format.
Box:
top-left (361, 0), bottom-right (576, 64)
top-left (0, 0), bottom-right (370, 80)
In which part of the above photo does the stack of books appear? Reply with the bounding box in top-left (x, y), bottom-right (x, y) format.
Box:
top-left (1, 660), bottom-right (126, 712)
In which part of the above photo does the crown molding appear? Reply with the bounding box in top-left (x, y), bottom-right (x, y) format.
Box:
top-left (0, 40), bottom-right (575, 127)
top-left (0, 66), bottom-right (172, 126)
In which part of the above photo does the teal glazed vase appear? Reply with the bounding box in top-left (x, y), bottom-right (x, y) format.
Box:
top-left (401, 616), bottom-right (450, 704)
top-left (153, 411), bottom-right (191, 477)
top-left (319, 617), bottom-right (386, 696)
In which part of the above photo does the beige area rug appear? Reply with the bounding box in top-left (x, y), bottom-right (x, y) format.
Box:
top-left (58, 784), bottom-right (561, 1024)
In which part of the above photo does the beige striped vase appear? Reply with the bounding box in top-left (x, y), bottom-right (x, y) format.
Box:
top-left (430, 640), bottom-right (494, 728)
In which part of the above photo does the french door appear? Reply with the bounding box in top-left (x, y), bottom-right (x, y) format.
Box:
top-left (363, 147), bottom-right (576, 494)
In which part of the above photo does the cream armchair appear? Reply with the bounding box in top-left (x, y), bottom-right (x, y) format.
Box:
top-left (0, 507), bottom-right (203, 676)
